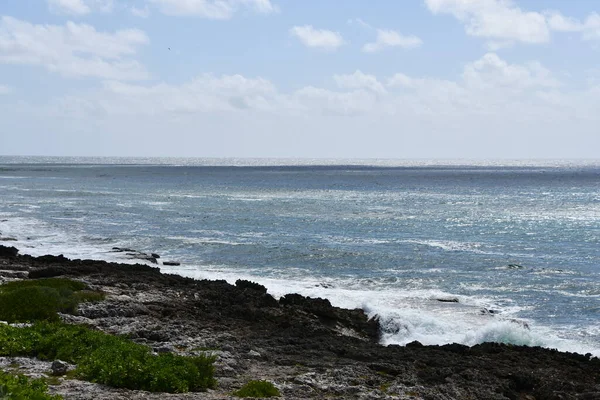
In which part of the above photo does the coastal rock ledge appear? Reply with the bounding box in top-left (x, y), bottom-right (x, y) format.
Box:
top-left (0, 245), bottom-right (599, 399)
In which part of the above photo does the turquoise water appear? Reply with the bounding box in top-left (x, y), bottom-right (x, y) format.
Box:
top-left (0, 157), bottom-right (598, 355)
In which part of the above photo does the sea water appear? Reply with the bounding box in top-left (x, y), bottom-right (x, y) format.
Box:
top-left (0, 157), bottom-right (598, 356)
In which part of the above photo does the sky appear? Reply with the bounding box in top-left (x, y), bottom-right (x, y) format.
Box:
top-left (0, 0), bottom-right (599, 159)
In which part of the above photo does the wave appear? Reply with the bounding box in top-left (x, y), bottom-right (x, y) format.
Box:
top-left (2, 214), bottom-right (599, 358)
top-left (401, 239), bottom-right (492, 254)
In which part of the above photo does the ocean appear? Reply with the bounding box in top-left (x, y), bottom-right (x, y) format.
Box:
top-left (0, 157), bottom-right (598, 356)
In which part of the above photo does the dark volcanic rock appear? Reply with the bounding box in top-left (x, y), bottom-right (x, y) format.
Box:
top-left (1, 245), bottom-right (599, 400)
top-left (162, 261), bottom-right (180, 266)
top-left (436, 297), bottom-right (459, 303)
top-left (51, 360), bottom-right (69, 376)
top-left (235, 279), bottom-right (268, 293)
top-left (0, 245), bottom-right (19, 258)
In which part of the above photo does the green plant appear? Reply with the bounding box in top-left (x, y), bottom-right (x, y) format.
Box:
top-left (0, 322), bottom-right (216, 393)
top-left (234, 380), bottom-right (280, 398)
top-left (0, 278), bottom-right (103, 323)
top-left (0, 278), bottom-right (86, 293)
top-left (0, 370), bottom-right (62, 400)
top-left (0, 287), bottom-right (66, 323)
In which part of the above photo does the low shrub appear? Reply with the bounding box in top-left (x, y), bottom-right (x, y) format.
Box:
top-left (234, 380), bottom-right (280, 398)
top-left (0, 278), bottom-right (103, 323)
top-left (0, 370), bottom-right (61, 400)
top-left (0, 322), bottom-right (216, 393)
top-left (0, 287), bottom-right (66, 323)
top-left (0, 278), bottom-right (86, 293)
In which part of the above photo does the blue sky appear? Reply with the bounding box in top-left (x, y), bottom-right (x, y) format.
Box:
top-left (1, 0), bottom-right (599, 158)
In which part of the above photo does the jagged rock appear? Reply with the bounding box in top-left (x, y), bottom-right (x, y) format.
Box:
top-left (235, 279), bottom-right (267, 293)
top-left (162, 261), bottom-right (180, 266)
top-left (51, 360), bottom-right (69, 376)
top-left (248, 350), bottom-right (261, 359)
top-left (436, 298), bottom-right (459, 303)
top-left (0, 245), bottom-right (19, 258)
top-left (0, 249), bottom-right (598, 400)
top-left (37, 254), bottom-right (69, 264)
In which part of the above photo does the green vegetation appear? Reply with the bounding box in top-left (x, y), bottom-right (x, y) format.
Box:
top-left (0, 277), bottom-right (215, 393)
top-left (234, 380), bottom-right (280, 398)
top-left (0, 370), bottom-right (62, 400)
top-left (0, 322), bottom-right (216, 393)
top-left (0, 278), bottom-right (87, 292)
top-left (0, 278), bottom-right (104, 323)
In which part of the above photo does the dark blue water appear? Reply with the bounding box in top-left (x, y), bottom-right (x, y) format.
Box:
top-left (0, 157), bottom-right (598, 354)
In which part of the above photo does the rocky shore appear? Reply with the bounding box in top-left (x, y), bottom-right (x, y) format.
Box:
top-left (0, 245), bottom-right (599, 399)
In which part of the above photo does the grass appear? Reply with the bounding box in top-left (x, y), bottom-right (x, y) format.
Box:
top-left (0, 278), bottom-right (104, 323)
top-left (0, 322), bottom-right (216, 393)
top-left (0, 278), bottom-right (87, 292)
top-left (0, 277), bottom-right (216, 393)
top-left (233, 380), bottom-right (280, 398)
top-left (0, 370), bottom-right (62, 400)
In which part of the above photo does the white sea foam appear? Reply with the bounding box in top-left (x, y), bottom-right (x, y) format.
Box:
top-left (401, 239), bottom-right (491, 254)
top-left (155, 262), bottom-right (600, 357)
top-left (0, 215), bottom-right (134, 263)
top-left (2, 203), bottom-right (599, 358)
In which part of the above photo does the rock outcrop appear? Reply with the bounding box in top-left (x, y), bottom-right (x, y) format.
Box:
top-left (0, 245), bottom-right (599, 400)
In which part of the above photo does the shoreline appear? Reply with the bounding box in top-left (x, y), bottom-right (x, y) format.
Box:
top-left (1, 245), bottom-right (599, 399)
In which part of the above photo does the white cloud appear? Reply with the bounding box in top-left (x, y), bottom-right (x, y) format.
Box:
top-left (581, 13), bottom-right (600, 40)
top-left (0, 17), bottom-right (149, 80)
top-left (545, 11), bottom-right (582, 32)
top-left (334, 70), bottom-right (386, 94)
top-left (425, 0), bottom-right (600, 46)
top-left (47, 52), bottom-right (565, 119)
top-left (424, 0), bottom-right (550, 45)
top-left (11, 52), bottom-right (599, 158)
top-left (131, 5), bottom-right (151, 18)
top-left (292, 86), bottom-right (378, 116)
top-left (462, 52), bottom-right (560, 91)
top-left (47, 0), bottom-right (114, 15)
top-left (289, 25), bottom-right (344, 50)
top-left (363, 29), bottom-right (422, 52)
top-left (48, 0), bottom-right (90, 15)
top-left (97, 73), bottom-right (282, 114)
top-left (546, 11), bottom-right (600, 41)
top-left (347, 18), bottom-right (372, 29)
top-left (0, 85), bottom-right (12, 95)
top-left (148, 0), bottom-right (276, 19)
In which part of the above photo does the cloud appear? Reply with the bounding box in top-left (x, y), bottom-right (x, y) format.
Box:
top-left (131, 6), bottom-right (151, 18)
top-left (0, 17), bottom-right (149, 81)
top-left (347, 18), bottom-right (371, 29)
top-left (96, 73), bottom-right (282, 114)
top-left (425, 0), bottom-right (600, 46)
top-left (546, 11), bottom-right (600, 41)
top-left (363, 29), bottom-right (422, 52)
top-left (424, 0), bottom-right (550, 45)
top-left (582, 13), bottom-right (600, 40)
top-left (148, 0), bottom-right (277, 19)
top-left (11, 52), bottom-right (599, 158)
top-left (47, 0), bottom-right (114, 15)
top-left (0, 85), bottom-right (12, 95)
top-left (289, 25), bottom-right (344, 50)
top-left (44, 52), bottom-right (566, 119)
top-left (462, 52), bottom-right (560, 91)
top-left (48, 0), bottom-right (90, 15)
top-left (334, 70), bottom-right (386, 94)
